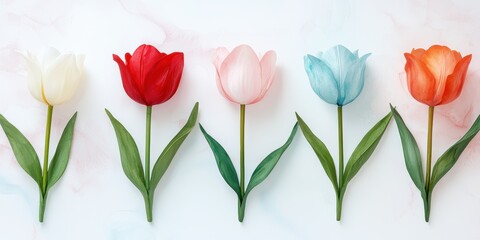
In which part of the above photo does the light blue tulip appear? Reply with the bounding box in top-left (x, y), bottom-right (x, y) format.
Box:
top-left (304, 45), bottom-right (371, 106)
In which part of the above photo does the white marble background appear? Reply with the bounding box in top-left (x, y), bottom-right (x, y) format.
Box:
top-left (1, 0), bottom-right (480, 239)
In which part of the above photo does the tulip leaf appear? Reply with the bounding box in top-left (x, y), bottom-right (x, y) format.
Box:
top-left (0, 114), bottom-right (42, 187)
top-left (245, 123), bottom-right (298, 197)
top-left (106, 109), bottom-right (147, 195)
top-left (47, 112), bottom-right (78, 191)
top-left (150, 102), bottom-right (199, 192)
top-left (296, 113), bottom-right (338, 193)
top-left (200, 124), bottom-right (241, 199)
top-left (341, 112), bottom-right (392, 197)
top-left (390, 106), bottom-right (426, 196)
top-left (430, 114), bottom-right (480, 191)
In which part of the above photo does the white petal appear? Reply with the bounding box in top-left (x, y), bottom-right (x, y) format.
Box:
top-left (19, 51), bottom-right (45, 104)
top-left (43, 54), bottom-right (76, 105)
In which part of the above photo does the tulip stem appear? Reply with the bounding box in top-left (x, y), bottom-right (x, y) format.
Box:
top-left (239, 104), bottom-right (246, 222)
top-left (40, 105), bottom-right (53, 222)
top-left (145, 106), bottom-right (152, 190)
top-left (425, 106), bottom-right (434, 221)
top-left (337, 106), bottom-right (344, 221)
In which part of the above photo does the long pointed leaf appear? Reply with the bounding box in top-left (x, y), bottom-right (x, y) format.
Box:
top-left (106, 109), bottom-right (146, 194)
top-left (296, 113), bottom-right (338, 193)
top-left (430, 114), bottom-right (480, 190)
top-left (47, 112), bottom-right (78, 191)
top-left (200, 124), bottom-right (241, 199)
top-left (245, 123), bottom-right (298, 196)
top-left (0, 114), bottom-right (42, 187)
top-left (150, 102), bottom-right (199, 192)
top-left (390, 106), bottom-right (426, 196)
top-left (341, 112), bottom-right (392, 197)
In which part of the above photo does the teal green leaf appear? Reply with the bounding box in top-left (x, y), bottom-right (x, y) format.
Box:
top-left (106, 109), bottom-right (146, 194)
top-left (47, 112), bottom-right (78, 191)
top-left (341, 112), bottom-right (392, 197)
top-left (296, 113), bottom-right (338, 193)
top-left (430, 114), bottom-right (480, 191)
top-left (200, 124), bottom-right (241, 199)
top-left (390, 105), bottom-right (426, 196)
top-left (245, 123), bottom-right (298, 196)
top-left (0, 114), bottom-right (42, 187)
top-left (150, 102), bottom-right (199, 192)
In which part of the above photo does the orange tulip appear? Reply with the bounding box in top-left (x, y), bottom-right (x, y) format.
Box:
top-left (404, 45), bottom-right (472, 106)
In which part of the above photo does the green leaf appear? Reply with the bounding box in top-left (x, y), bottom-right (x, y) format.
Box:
top-left (430, 114), bottom-right (480, 191)
top-left (341, 112), bottom-right (392, 196)
top-left (200, 123), bottom-right (241, 199)
top-left (390, 105), bottom-right (426, 196)
top-left (0, 114), bottom-right (42, 187)
top-left (106, 109), bottom-right (146, 195)
top-left (47, 112), bottom-right (78, 191)
top-left (296, 113), bottom-right (338, 193)
top-left (245, 123), bottom-right (298, 196)
top-left (149, 102), bottom-right (199, 192)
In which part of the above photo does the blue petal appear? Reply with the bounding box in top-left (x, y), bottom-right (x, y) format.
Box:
top-left (304, 55), bottom-right (338, 105)
top-left (340, 53), bottom-right (371, 106)
top-left (319, 45), bottom-right (357, 99)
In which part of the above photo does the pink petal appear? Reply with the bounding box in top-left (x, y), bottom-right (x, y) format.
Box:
top-left (250, 50), bottom-right (276, 104)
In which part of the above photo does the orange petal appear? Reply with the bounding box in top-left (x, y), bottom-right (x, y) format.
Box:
top-left (422, 45), bottom-right (458, 88)
top-left (411, 48), bottom-right (426, 59)
top-left (438, 54), bottom-right (472, 105)
top-left (404, 53), bottom-right (437, 106)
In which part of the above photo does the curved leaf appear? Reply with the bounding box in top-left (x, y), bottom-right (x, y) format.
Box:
top-left (150, 102), bottom-right (199, 192)
top-left (47, 112), bottom-right (78, 191)
top-left (341, 112), bottom-right (392, 196)
top-left (430, 114), bottom-right (480, 190)
top-left (200, 124), bottom-right (241, 199)
top-left (296, 113), bottom-right (338, 193)
top-left (0, 114), bottom-right (42, 187)
top-left (106, 109), bottom-right (146, 194)
top-left (245, 123), bottom-right (298, 196)
top-left (390, 106), bottom-right (426, 196)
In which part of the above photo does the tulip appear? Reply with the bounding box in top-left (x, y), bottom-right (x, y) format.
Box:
top-left (109, 44), bottom-right (196, 222)
top-left (214, 44), bottom-right (276, 105)
top-left (201, 44), bottom-right (298, 222)
top-left (392, 45), bottom-right (475, 222)
top-left (404, 45), bottom-right (472, 106)
top-left (21, 47), bottom-right (84, 106)
top-left (113, 44), bottom-right (184, 106)
top-left (297, 45), bottom-right (391, 221)
top-left (0, 47), bottom-right (83, 222)
top-left (304, 45), bottom-right (370, 106)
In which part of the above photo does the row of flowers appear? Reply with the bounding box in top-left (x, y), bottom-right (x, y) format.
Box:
top-left (0, 44), bottom-right (478, 223)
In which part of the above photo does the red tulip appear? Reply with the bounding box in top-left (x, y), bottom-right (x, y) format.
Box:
top-left (404, 45), bottom-right (472, 106)
top-left (113, 44), bottom-right (184, 106)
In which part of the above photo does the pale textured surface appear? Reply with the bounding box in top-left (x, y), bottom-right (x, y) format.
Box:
top-left (0, 0), bottom-right (480, 239)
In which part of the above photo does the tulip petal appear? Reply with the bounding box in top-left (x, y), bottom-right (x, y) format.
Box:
top-left (422, 45), bottom-right (459, 87)
top-left (320, 45), bottom-right (357, 90)
top-left (214, 47), bottom-right (231, 101)
top-left (40, 47), bottom-right (61, 65)
top-left (404, 53), bottom-right (437, 106)
top-left (42, 54), bottom-right (75, 105)
top-left (113, 54), bottom-right (146, 105)
top-left (411, 48), bottom-right (426, 59)
top-left (341, 53), bottom-right (371, 106)
top-left (128, 44), bottom-right (167, 96)
top-left (56, 54), bottom-right (84, 104)
top-left (145, 52), bottom-right (184, 105)
top-left (438, 54), bottom-right (472, 105)
top-left (219, 45), bottom-right (262, 104)
top-left (304, 54), bottom-right (338, 105)
top-left (19, 51), bottom-right (44, 104)
top-left (250, 50), bottom-right (276, 104)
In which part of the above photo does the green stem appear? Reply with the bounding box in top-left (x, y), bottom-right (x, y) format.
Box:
top-left (145, 106), bottom-right (152, 190)
top-left (39, 105), bottom-right (53, 222)
top-left (239, 104), bottom-right (246, 222)
top-left (424, 106), bottom-right (434, 222)
top-left (144, 193), bottom-right (153, 222)
top-left (337, 106), bottom-right (344, 221)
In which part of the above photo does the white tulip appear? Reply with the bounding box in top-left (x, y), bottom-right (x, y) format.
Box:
top-left (20, 47), bottom-right (84, 106)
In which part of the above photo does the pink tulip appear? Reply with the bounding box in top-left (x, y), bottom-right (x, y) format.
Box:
top-left (214, 44), bottom-right (277, 105)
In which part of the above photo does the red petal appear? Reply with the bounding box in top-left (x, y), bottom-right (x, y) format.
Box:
top-left (404, 53), bottom-right (437, 106)
top-left (438, 54), bottom-right (472, 105)
top-left (144, 52), bottom-right (184, 105)
top-left (113, 54), bottom-right (146, 104)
